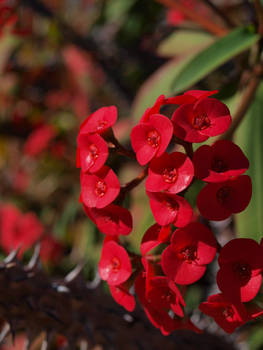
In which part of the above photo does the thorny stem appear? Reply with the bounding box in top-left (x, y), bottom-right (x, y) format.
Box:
top-left (155, 0), bottom-right (228, 36)
top-left (221, 62), bottom-right (263, 141)
top-left (204, 0), bottom-right (235, 28)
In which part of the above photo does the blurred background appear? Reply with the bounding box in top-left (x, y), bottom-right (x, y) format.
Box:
top-left (0, 0), bottom-right (263, 349)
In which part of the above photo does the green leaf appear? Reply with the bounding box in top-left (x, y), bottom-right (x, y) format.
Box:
top-left (172, 26), bottom-right (259, 94)
top-left (157, 30), bottom-right (214, 57)
top-left (105, 0), bottom-right (135, 22)
top-left (131, 49), bottom-right (203, 122)
top-left (234, 83), bottom-right (263, 240)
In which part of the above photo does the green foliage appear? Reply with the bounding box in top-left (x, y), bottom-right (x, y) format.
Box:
top-left (131, 50), bottom-right (203, 122)
top-left (235, 83), bottom-right (263, 240)
top-left (171, 26), bottom-right (259, 94)
top-left (157, 30), bottom-right (214, 57)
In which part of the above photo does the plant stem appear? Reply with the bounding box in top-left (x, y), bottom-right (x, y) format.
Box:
top-left (222, 62), bottom-right (263, 141)
top-left (121, 167), bottom-right (148, 193)
top-left (204, 0), bottom-right (235, 28)
top-left (155, 0), bottom-right (228, 36)
top-left (254, 0), bottom-right (263, 35)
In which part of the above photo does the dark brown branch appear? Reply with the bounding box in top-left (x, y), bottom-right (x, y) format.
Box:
top-left (254, 0), bottom-right (263, 35)
top-left (222, 62), bottom-right (263, 140)
top-left (0, 251), bottom-right (239, 350)
top-left (204, 0), bottom-right (236, 28)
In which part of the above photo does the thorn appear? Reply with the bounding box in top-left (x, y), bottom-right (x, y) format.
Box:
top-left (53, 284), bottom-right (70, 293)
top-left (86, 270), bottom-right (101, 289)
top-left (27, 243), bottom-right (41, 270)
top-left (40, 339), bottom-right (48, 350)
top-left (0, 323), bottom-right (10, 344)
top-left (23, 338), bottom-right (33, 350)
top-left (65, 262), bottom-right (85, 284)
top-left (40, 332), bottom-right (53, 350)
top-left (79, 340), bottom-right (88, 350)
top-left (4, 247), bottom-right (21, 264)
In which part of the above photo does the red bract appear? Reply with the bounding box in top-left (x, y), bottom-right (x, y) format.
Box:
top-left (77, 133), bottom-right (108, 173)
top-left (109, 283), bottom-right (135, 312)
top-left (161, 222), bottom-right (217, 285)
top-left (135, 272), bottom-right (200, 335)
top-left (193, 140), bottom-right (249, 182)
top-left (199, 293), bottom-right (248, 333)
top-left (99, 240), bottom-right (132, 286)
top-left (0, 205), bottom-right (43, 255)
top-left (23, 124), bottom-right (56, 157)
top-left (130, 114), bottom-right (173, 165)
top-left (146, 152), bottom-right (194, 193)
top-left (80, 166), bottom-right (120, 208)
top-left (165, 90), bottom-right (218, 105)
top-left (197, 175), bottom-right (252, 221)
top-left (84, 204), bottom-right (133, 236)
top-left (140, 223), bottom-right (171, 255)
top-left (40, 235), bottom-right (64, 264)
top-left (79, 106), bottom-right (117, 135)
top-left (140, 95), bottom-right (165, 123)
top-left (147, 276), bottom-right (185, 318)
top-left (147, 191), bottom-right (193, 226)
top-left (217, 238), bottom-right (263, 302)
top-left (171, 98), bottom-right (231, 142)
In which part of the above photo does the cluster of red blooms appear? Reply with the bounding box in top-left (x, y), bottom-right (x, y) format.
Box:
top-left (0, 204), bottom-right (64, 264)
top-left (77, 90), bottom-right (263, 334)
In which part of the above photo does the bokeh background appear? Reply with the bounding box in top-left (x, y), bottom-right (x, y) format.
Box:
top-left (0, 0), bottom-right (263, 349)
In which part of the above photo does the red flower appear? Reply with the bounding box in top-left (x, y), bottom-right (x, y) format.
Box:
top-left (40, 235), bottom-right (64, 264)
top-left (99, 240), bottom-right (132, 286)
top-left (23, 124), bottom-right (56, 157)
top-left (80, 166), bottom-right (120, 208)
top-left (165, 90), bottom-right (218, 105)
top-left (109, 283), bottom-right (135, 312)
top-left (130, 114), bottom-right (173, 165)
top-left (199, 293), bottom-right (248, 333)
top-left (140, 95), bottom-right (165, 123)
top-left (161, 222), bottom-right (217, 285)
top-left (146, 151), bottom-right (194, 193)
top-left (147, 191), bottom-right (193, 226)
top-left (193, 140), bottom-right (249, 182)
top-left (135, 272), bottom-right (201, 335)
top-left (217, 238), bottom-right (263, 302)
top-left (0, 204), bottom-right (43, 255)
top-left (84, 203), bottom-right (133, 236)
top-left (140, 223), bottom-right (171, 255)
top-left (147, 276), bottom-right (185, 318)
top-left (171, 98), bottom-right (231, 142)
top-left (77, 133), bottom-right (108, 173)
top-left (166, 8), bottom-right (185, 26)
top-left (79, 106), bottom-right (117, 135)
top-left (197, 175), bottom-right (252, 221)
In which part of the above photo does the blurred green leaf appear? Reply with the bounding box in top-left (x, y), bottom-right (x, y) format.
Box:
top-left (0, 34), bottom-right (21, 74)
top-left (105, 0), bottom-right (135, 22)
top-left (235, 83), bottom-right (263, 240)
top-left (54, 198), bottom-right (79, 238)
top-left (131, 49), bottom-right (204, 122)
top-left (172, 26), bottom-right (259, 94)
top-left (248, 325), bottom-right (263, 350)
top-left (157, 30), bottom-right (214, 57)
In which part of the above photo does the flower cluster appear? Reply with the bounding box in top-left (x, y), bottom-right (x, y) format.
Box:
top-left (77, 90), bottom-right (261, 335)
